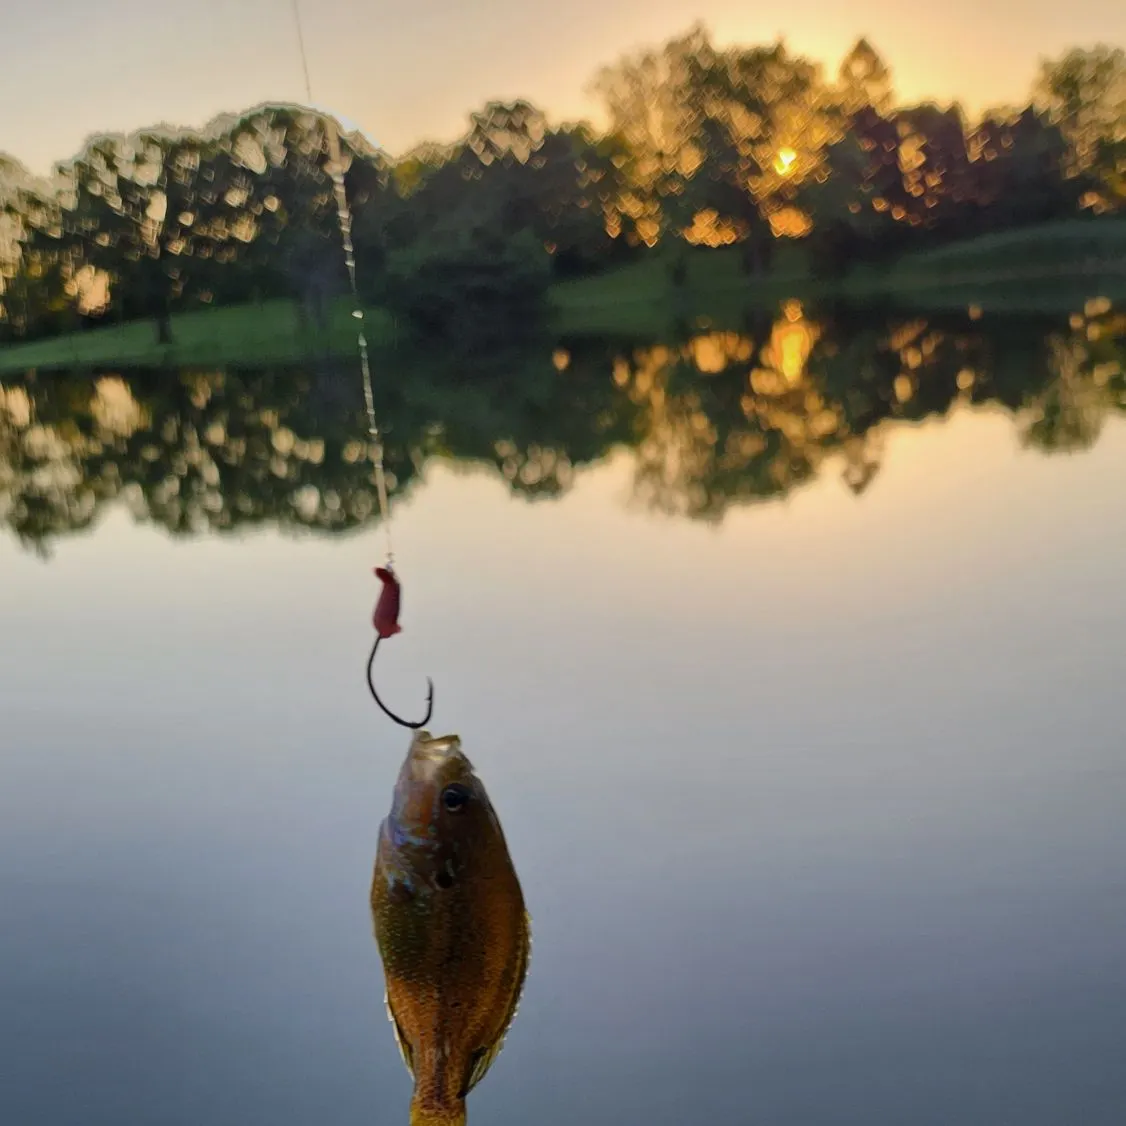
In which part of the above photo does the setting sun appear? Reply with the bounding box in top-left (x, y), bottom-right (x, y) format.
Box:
top-left (774, 147), bottom-right (798, 175)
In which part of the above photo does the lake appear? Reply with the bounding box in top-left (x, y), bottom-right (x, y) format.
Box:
top-left (2, 300), bottom-right (1125, 1125)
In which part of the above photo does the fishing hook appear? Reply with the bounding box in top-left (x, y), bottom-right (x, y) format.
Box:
top-left (366, 634), bottom-right (434, 730)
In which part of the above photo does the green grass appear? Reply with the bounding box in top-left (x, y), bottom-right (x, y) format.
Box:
top-left (550, 242), bottom-right (818, 335)
top-left (845, 218), bottom-right (1126, 311)
top-left (2, 218), bottom-right (1124, 373)
top-left (0, 299), bottom-right (396, 374)
top-left (892, 217), bottom-right (1126, 270)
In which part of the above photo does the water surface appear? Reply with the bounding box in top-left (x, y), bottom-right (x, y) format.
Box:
top-left (2, 304), bottom-right (1125, 1124)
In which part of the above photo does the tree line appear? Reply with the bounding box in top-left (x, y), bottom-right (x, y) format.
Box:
top-left (0, 30), bottom-right (1123, 346)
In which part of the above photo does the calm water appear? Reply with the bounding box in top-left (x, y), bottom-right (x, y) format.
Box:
top-left (2, 304), bottom-right (1126, 1125)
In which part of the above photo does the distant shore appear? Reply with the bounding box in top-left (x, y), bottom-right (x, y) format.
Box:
top-left (1, 218), bottom-right (1123, 374)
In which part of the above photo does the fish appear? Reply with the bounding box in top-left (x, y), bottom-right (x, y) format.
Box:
top-left (371, 731), bottom-right (530, 1126)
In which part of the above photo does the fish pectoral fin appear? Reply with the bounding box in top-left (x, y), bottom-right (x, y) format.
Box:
top-left (462, 911), bottom-right (532, 1097)
top-left (385, 990), bottom-right (415, 1078)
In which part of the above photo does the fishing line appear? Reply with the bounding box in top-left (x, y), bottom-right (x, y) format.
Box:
top-left (290, 0), bottom-right (433, 728)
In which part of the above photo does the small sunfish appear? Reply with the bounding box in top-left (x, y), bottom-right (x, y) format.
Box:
top-left (371, 731), bottom-right (530, 1126)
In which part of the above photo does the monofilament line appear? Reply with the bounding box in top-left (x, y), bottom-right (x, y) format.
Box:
top-left (290, 0), bottom-right (394, 564)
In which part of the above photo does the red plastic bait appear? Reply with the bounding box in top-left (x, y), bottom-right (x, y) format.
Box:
top-left (373, 566), bottom-right (403, 639)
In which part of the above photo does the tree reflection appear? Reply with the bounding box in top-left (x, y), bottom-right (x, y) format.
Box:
top-left (2, 302), bottom-right (1122, 554)
top-left (1021, 300), bottom-right (1126, 451)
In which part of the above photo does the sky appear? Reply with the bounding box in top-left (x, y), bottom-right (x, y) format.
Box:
top-left (0, 0), bottom-right (1123, 174)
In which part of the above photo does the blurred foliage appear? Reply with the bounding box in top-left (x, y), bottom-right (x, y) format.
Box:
top-left (2, 299), bottom-right (1122, 554)
top-left (1033, 45), bottom-right (1126, 209)
top-left (0, 33), bottom-right (1122, 346)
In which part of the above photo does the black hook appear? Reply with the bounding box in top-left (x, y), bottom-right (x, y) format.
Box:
top-left (366, 634), bottom-right (434, 729)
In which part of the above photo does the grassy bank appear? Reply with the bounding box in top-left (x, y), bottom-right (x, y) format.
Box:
top-left (1, 219), bottom-right (1124, 374)
top-left (0, 300), bottom-right (398, 375)
top-left (844, 219), bottom-right (1126, 314)
top-left (550, 242), bottom-right (817, 335)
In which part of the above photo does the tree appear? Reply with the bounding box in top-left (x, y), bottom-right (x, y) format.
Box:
top-left (891, 103), bottom-right (974, 235)
top-left (11, 107), bottom-right (396, 344)
top-left (836, 38), bottom-right (894, 117)
top-left (966, 107), bottom-right (1084, 230)
top-left (592, 28), bottom-right (830, 270)
top-left (795, 104), bottom-right (906, 271)
top-left (372, 98), bottom-right (630, 343)
top-left (383, 222), bottom-right (552, 350)
top-left (44, 135), bottom-right (191, 342)
top-left (1034, 45), bottom-right (1126, 209)
top-left (591, 25), bottom-right (714, 245)
top-left (18, 129), bottom-right (265, 342)
top-left (204, 107), bottom-right (392, 316)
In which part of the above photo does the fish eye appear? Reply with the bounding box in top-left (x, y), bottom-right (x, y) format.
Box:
top-left (442, 784), bottom-right (471, 813)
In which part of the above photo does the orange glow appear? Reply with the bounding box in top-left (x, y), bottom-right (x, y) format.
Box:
top-left (683, 209), bottom-right (741, 247)
top-left (768, 206), bottom-right (812, 238)
top-left (773, 147), bottom-right (798, 175)
top-left (758, 302), bottom-right (818, 385)
top-left (689, 332), bottom-right (754, 373)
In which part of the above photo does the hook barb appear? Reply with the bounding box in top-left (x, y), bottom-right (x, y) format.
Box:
top-left (366, 634), bottom-right (434, 730)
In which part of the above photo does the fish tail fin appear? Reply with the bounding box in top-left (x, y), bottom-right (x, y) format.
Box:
top-left (409, 1098), bottom-right (466, 1126)
top-left (409, 1096), bottom-right (466, 1126)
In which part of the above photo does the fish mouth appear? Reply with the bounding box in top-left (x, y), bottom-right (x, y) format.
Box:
top-left (411, 731), bottom-right (462, 758)
top-left (408, 731), bottom-right (464, 772)
top-left (402, 731), bottom-right (471, 788)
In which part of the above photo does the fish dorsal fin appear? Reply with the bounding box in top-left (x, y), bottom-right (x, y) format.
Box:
top-left (463, 911), bottom-right (532, 1096)
top-left (385, 990), bottom-right (415, 1077)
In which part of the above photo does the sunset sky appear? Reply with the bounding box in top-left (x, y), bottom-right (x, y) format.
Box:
top-left (1, 0), bottom-right (1123, 173)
